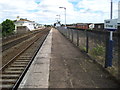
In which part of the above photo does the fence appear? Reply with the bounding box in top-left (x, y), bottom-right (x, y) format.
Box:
top-left (57, 27), bottom-right (119, 81)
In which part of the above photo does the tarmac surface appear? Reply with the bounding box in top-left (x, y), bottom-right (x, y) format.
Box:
top-left (19, 28), bottom-right (120, 88)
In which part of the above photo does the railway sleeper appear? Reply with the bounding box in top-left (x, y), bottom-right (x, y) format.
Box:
top-left (25, 51), bottom-right (34, 54)
top-left (19, 56), bottom-right (32, 59)
top-left (13, 62), bottom-right (28, 64)
top-left (16, 58), bottom-right (31, 61)
top-left (25, 49), bottom-right (36, 51)
top-left (15, 61), bottom-right (30, 63)
top-left (15, 60), bottom-right (29, 62)
top-left (0, 84), bottom-right (14, 89)
top-left (10, 64), bottom-right (26, 67)
top-left (2, 74), bottom-right (20, 79)
top-left (23, 51), bottom-right (34, 54)
top-left (22, 54), bottom-right (33, 56)
top-left (6, 67), bottom-right (25, 70)
top-left (1, 78), bottom-right (17, 84)
top-left (22, 51), bottom-right (36, 54)
top-left (16, 58), bottom-right (31, 60)
top-left (3, 70), bottom-right (22, 74)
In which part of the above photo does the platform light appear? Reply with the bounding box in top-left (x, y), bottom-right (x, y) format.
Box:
top-left (59, 7), bottom-right (67, 29)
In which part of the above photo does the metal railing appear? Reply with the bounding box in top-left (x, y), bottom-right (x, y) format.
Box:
top-left (57, 27), bottom-right (119, 82)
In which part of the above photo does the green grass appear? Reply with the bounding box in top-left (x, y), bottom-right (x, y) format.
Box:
top-left (80, 46), bottom-right (86, 52)
top-left (90, 44), bottom-right (105, 58)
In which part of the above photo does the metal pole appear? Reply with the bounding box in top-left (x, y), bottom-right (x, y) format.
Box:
top-left (105, 0), bottom-right (114, 68)
top-left (86, 30), bottom-right (89, 53)
top-left (118, 26), bottom-right (120, 80)
top-left (59, 7), bottom-right (66, 29)
top-left (106, 0), bottom-right (113, 67)
top-left (111, 0), bottom-right (113, 19)
top-left (77, 30), bottom-right (79, 46)
top-left (110, 0), bottom-right (113, 44)
top-left (72, 30), bottom-right (73, 42)
top-left (110, 31), bottom-right (113, 40)
top-left (65, 8), bottom-right (66, 28)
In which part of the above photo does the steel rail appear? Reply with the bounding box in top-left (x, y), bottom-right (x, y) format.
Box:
top-left (2, 30), bottom-right (42, 52)
top-left (12, 32), bottom-right (49, 89)
top-left (1, 30), bottom-right (48, 71)
top-left (1, 30), bottom-right (50, 89)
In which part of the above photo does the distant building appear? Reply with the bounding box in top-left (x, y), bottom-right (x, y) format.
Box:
top-left (14, 18), bottom-right (38, 31)
top-left (14, 17), bottom-right (45, 33)
top-left (89, 23), bottom-right (95, 30)
top-left (76, 23), bottom-right (90, 29)
top-left (93, 23), bottom-right (104, 30)
top-left (54, 21), bottom-right (61, 27)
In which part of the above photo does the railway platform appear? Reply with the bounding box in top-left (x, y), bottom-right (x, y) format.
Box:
top-left (19, 28), bottom-right (120, 88)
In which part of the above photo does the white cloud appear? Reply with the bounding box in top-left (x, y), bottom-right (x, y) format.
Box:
top-left (0, 0), bottom-right (119, 24)
top-left (0, 0), bottom-right (38, 21)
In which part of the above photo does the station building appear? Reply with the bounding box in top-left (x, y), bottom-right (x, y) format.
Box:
top-left (14, 17), bottom-right (42, 33)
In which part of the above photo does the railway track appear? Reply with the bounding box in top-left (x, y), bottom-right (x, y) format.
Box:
top-left (0, 29), bottom-right (50, 89)
top-left (2, 30), bottom-right (43, 52)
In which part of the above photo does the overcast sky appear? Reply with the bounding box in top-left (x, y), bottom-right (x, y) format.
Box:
top-left (0, 0), bottom-right (119, 24)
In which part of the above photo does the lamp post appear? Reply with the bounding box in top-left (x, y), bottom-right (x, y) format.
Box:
top-left (110, 0), bottom-right (113, 19)
top-left (110, 0), bottom-right (113, 41)
top-left (59, 7), bottom-right (66, 28)
top-left (105, 0), bottom-right (114, 68)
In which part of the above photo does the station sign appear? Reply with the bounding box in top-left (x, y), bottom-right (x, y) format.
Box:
top-left (104, 19), bottom-right (117, 31)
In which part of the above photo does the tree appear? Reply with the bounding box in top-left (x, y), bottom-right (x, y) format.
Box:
top-left (2, 19), bottom-right (15, 36)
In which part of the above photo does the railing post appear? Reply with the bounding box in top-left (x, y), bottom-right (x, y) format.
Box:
top-left (72, 29), bottom-right (73, 42)
top-left (105, 32), bottom-right (109, 68)
top-left (66, 28), bottom-right (68, 38)
top-left (70, 29), bottom-right (71, 40)
top-left (86, 30), bottom-right (89, 53)
top-left (66, 28), bottom-right (67, 37)
top-left (65, 28), bottom-right (67, 36)
top-left (77, 30), bottom-right (79, 46)
top-left (118, 26), bottom-right (120, 81)
top-left (105, 31), bottom-right (114, 68)
top-left (63, 27), bottom-right (64, 35)
top-left (64, 28), bottom-right (65, 36)
top-left (68, 29), bottom-right (70, 39)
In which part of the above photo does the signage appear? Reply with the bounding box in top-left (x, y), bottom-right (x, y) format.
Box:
top-left (104, 19), bottom-right (117, 31)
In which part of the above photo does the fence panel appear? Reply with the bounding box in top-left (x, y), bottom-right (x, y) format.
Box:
top-left (73, 30), bottom-right (77, 45)
top-left (78, 30), bottom-right (86, 51)
top-left (87, 31), bottom-right (106, 66)
top-left (57, 27), bottom-right (119, 80)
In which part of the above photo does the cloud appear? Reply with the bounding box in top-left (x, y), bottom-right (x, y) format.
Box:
top-left (77, 0), bottom-right (118, 18)
top-left (0, 0), bottom-right (119, 24)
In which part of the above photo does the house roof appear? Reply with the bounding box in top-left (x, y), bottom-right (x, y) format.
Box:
top-left (18, 18), bottom-right (33, 22)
